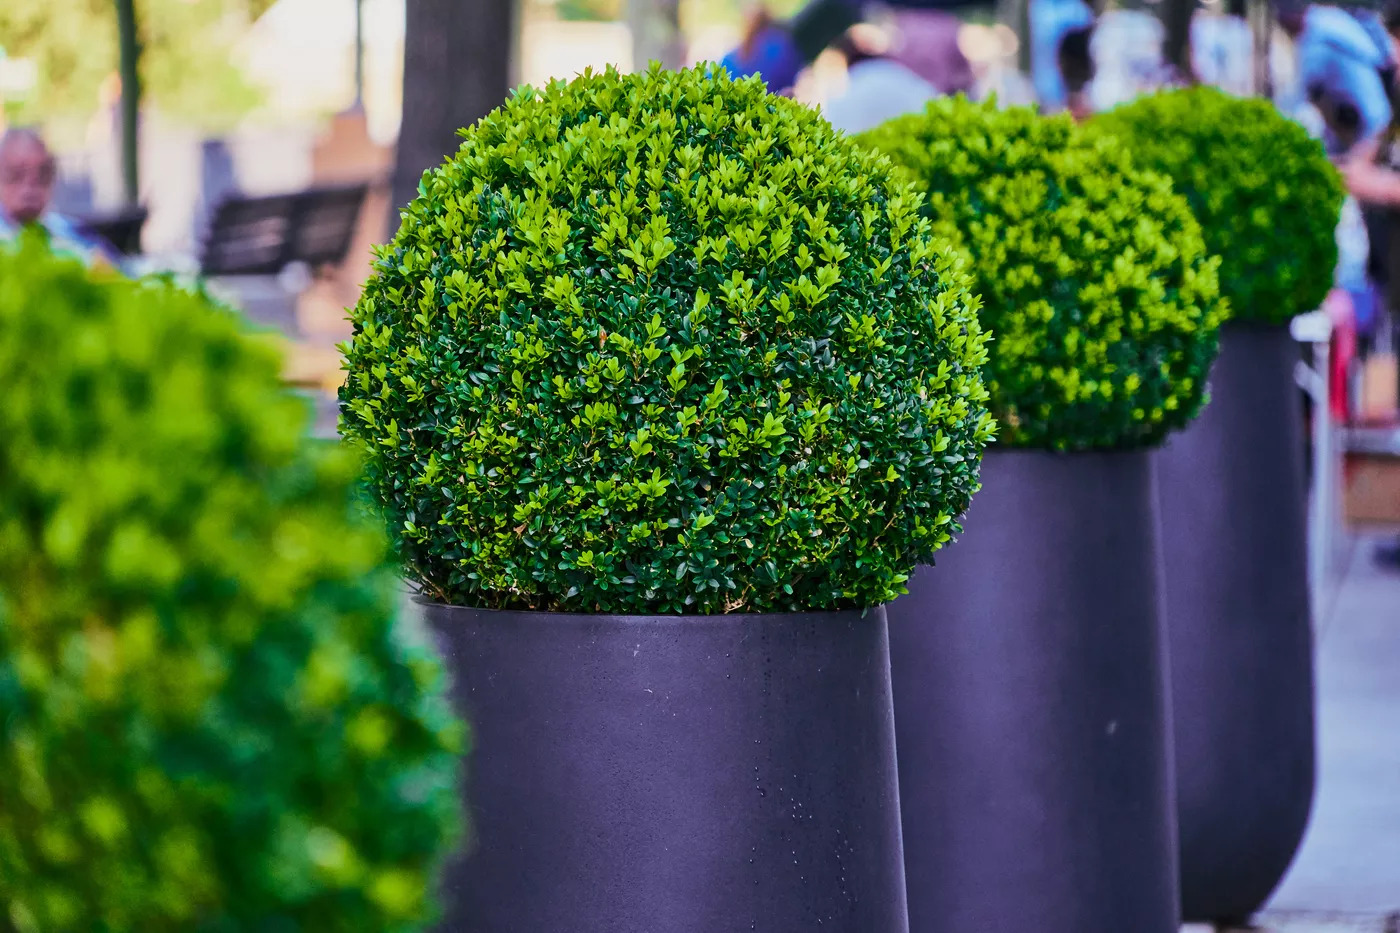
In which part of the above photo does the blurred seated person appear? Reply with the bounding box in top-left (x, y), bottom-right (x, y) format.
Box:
top-left (1339, 0), bottom-right (1400, 569)
top-left (823, 24), bottom-right (937, 134)
top-left (1279, 1), bottom-right (1393, 155)
top-left (883, 8), bottom-right (975, 97)
top-left (822, 10), bottom-right (976, 135)
top-left (1029, 0), bottom-right (1093, 112)
top-left (720, 0), bottom-right (853, 94)
top-left (721, 7), bottom-right (807, 94)
top-left (0, 128), bottom-right (122, 270)
top-left (1059, 25), bottom-right (1096, 122)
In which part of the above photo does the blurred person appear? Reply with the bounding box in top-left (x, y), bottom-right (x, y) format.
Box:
top-left (1029, 0), bottom-right (1093, 112)
top-left (720, 0), bottom-right (862, 93)
top-left (1339, 2), bottom-right (1400, 349)
top-left (1279, 1), bottom-right (1393, 155)
top-left (964, 23), bottom-right (1038, 106)
top-left (0, 128), bottom-right (122, 271)
top-left (883, 7), bottom-right (975, 97)
top-left (1335, 0), bottom-right (1400, 568)
top-left (823, 24), bottom-right (938, 134)
top-left (822, 8), bottom-right (977, 134)
top-left (1192, 11), bottom-right (1255, 96)
top-left (720, 0), bottom-right (979, 102)
top-left (1086, 9), bottom-right (1175, 110)
top-left (721, 6), bottom-right (806, 93)
top-left (1059, 24), bottom-right (1096, 121)
top-left (1343, 2), bottom-right (1400, 207)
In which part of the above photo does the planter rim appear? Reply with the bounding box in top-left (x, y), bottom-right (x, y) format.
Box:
top-left (415, 598), bottom-right (881, 625)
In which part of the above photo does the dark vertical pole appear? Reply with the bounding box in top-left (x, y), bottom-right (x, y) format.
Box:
top-left (1163, 0), bottom-right (1198, 82)
top-left (392, 0), bottom-right (516, 224)
top-left (114, 0), bottom-right (141, 206)
top-left (627, 0), bottom-right (684, 70)
top-left (354, 0), bottom-right (365, 109)
top-left (1249, 0), bottom-right (1271, 97)
top-left (1014, 0), bottom-right (1031, 75)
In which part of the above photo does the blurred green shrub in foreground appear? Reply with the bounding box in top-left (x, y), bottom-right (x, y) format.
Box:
top-left (0, 239), bottom-right (464, 932)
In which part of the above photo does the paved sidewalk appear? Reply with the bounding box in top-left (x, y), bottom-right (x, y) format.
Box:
top-left (1202, 914), bottom-right (1398, 932)
top-left (1235, 534), bottom-right (1400, 930)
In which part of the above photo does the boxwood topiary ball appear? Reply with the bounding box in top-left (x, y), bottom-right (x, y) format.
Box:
top-left (340, 65), bottom-right (995, 615)
top-left (0, 239), bottom-right (463, 932)
top-left (1095, 86), bottom-right (1344, 325)
top-left (860, 96), bottom-right (1224, 450)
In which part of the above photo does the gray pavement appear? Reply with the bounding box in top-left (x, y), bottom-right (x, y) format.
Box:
top-left (207, 274), bottom-right (302, 337)
top-left (1263, 533), bottom-right (1400, 920)
top-left (207, 275), bottom-right (342, 437)
top-left (1206, 914), bottom-right (1397, 932)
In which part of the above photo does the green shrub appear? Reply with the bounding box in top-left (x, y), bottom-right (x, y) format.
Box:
top-left (0, 238), bottom-right (463, 933)
top-left (859, 97), bottom-right (1224, 450)
top-left (340, 65), bottom-right (995, 614)
top-left (1095, 86), bottom-right (1344, 324)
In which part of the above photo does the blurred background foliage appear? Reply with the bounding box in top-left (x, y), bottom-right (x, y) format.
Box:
top-left (0, 0), bottom-right (272, 129)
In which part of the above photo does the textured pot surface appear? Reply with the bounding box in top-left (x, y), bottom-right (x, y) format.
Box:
top-left (888, 447), bottom-right (1178, 933)
top-left (1157, 322), bottom-right (1315, 924)
top-left (425, 603), bottom-right (909, 933)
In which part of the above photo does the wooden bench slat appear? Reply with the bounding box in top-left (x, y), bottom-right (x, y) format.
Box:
top-left (200, 184), bottom-right (369, 278)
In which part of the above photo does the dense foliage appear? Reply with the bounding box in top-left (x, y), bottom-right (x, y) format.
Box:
top-left (860, 97), bottom-right (1224, 449)
top-left (0, 239), bottom-right (463, 932)
top-left (341, 65), bottom-right (994, 614)
top-left (1096, 86), bottom-right (1344, 324)
top-left (0, 0), bottom-right (267, 129)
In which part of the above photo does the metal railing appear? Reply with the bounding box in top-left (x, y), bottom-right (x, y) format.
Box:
top-left (1291, 309), bottom-right (1338, 620)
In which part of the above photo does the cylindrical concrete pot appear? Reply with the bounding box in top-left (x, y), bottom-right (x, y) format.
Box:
top-left (1156, 322), bottom-right (1315, 925)
top-left (424, 604), bottom-right (909, 933)
top-left (888, 447), bottom-right (1179, 933)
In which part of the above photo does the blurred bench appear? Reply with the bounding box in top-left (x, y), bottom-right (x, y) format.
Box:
top-left (199, 183), bottom-right (368, 277)
top-left (80, 205), bottom-right (148, 257)
top-left (198, 184), bottom-right (369, 407)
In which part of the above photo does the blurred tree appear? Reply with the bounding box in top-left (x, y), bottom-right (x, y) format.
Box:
top-left (627, 0), bottom-right (684, 68)
top-left (391, 0), bottom-right (516, 220)
top-left (1162, 0), bottom-right (1197, 79)
top-left (554, 0), bottom-right (623, 19)
top-left (115, 0), bottom-right (139, 204)
top-left (0, 0), bottom-right (267, 130)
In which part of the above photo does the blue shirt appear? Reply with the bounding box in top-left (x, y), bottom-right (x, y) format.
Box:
top-left (0, 211), bottom-right (125, 273)
top-left (1029, 0), bottom-right (1094, 110)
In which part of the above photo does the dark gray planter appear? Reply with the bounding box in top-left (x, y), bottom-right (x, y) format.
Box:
top-left (887, 448), bottom-right (1178, 933)
top-left (424, 603), bottom-right (909, 933)
top-left (1156, 322), bottom-right (1315, 925)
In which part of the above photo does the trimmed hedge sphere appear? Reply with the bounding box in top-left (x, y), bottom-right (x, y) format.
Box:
top-left (860, 97), bottom-right (1224, 450)
top-left (0, 239), bottom-right (463, 932)
top-left (1096, 86), bottom-right (1344, 324)
top-left (341, 65), bottom-right (995, 614)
